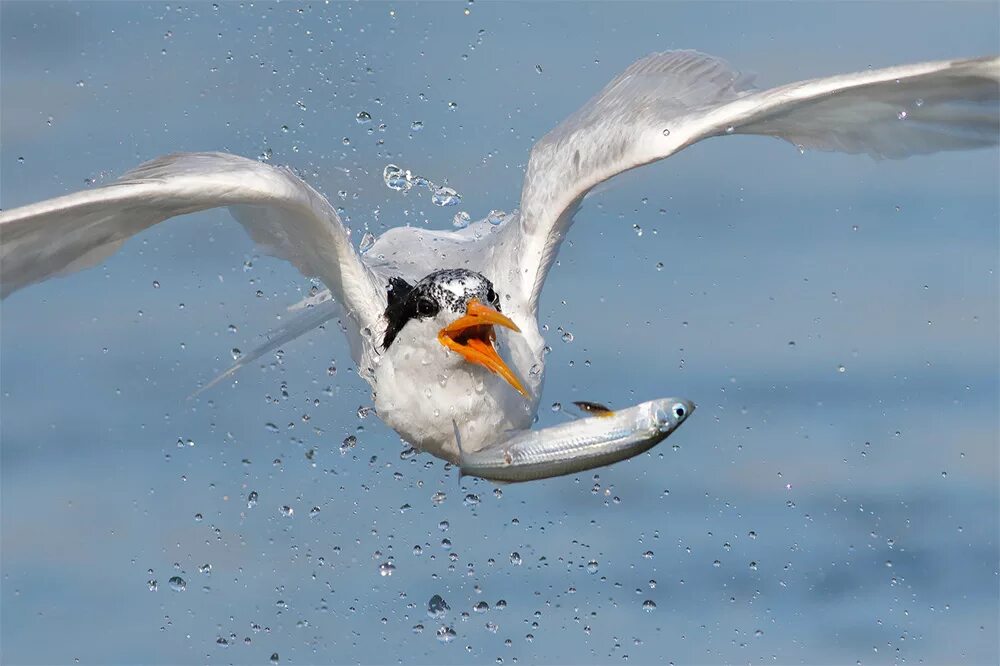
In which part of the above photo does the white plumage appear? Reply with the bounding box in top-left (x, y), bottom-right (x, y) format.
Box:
top-left (2, 51), bottom-right (997, 474)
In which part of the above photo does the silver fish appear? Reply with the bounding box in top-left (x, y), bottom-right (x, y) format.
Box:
top-left (458, 397), bottom-right (695, 483)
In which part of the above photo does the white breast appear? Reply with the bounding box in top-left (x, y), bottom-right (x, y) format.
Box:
top-left (372, 328), bottom-right (542, 463)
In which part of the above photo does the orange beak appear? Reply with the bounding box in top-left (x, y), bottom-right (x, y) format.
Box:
top-left (437, 299), bottom-right (528, 399)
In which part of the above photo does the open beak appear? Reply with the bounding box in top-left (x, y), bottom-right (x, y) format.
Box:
top-left (437, 298), bottom-right (528, 399)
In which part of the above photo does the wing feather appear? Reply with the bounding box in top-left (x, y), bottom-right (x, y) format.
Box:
top-left (504, 51), bottom-right (999, 314)
top-left (0, 152), bottom-right (384, 330)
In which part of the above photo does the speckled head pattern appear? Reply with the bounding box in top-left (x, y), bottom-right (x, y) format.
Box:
top-left (381, 269), bottom-right (501, 350)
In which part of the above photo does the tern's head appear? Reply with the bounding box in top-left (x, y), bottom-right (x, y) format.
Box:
top-left (381, 269), bottom-right (527, 398)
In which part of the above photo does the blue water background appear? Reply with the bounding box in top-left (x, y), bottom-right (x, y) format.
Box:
top-left (2, 3), bottom-right (997, 664)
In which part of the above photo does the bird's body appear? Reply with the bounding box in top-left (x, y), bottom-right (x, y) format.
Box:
top-left (2, 50), bottom-right (997, 480)
top-left (374, 342), bottom-right (537, 463)
top-left (370, 268), bottom-right (544, 462)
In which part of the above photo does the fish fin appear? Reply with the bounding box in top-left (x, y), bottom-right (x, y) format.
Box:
top-left (572, 400), bottom-right (616, 417)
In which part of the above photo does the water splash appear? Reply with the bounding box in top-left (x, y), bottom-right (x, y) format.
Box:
top-left (383, 163), bottom-right (463, 207)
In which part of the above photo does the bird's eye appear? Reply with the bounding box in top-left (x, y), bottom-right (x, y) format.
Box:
top-left (486, 287), bottom-right (498, 305)
top-left (416, 297), bottom-right (438, 316)
top-left (672, 404), bottom-right (686, 419)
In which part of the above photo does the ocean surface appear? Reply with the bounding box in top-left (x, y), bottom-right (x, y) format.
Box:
top-left (2, 3), bottom-right (997, 664)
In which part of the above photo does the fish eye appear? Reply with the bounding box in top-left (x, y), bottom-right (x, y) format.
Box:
top-left (416, 297), bottom-right (438, 316)
top-left (672, 403), bottom-right (686, 419)
top-left (486, 287), bottom-right (498, 305)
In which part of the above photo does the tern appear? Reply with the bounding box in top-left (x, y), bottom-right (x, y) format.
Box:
top-left (2, 51), bottom-right (997, 479)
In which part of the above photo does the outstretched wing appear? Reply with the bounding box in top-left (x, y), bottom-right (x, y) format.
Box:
top-left (0, 151), bottom-right (385, 331)
top-left (501, 51), bottom-right (999, 314)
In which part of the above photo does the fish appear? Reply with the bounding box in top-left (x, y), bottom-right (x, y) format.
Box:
top-left (458, 397), bottom-right (695, 483)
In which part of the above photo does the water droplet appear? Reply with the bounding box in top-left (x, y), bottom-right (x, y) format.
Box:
top-left (642, 600), bottom-right (656, 612)
top-left (447, 101), bottom-right (458, 111)
top-left (270, 653), bottom-right (280, 664)
top-left (410, 120), bottom-right (423, 131)
top-left (359, 232), bottom-right (375, 253)
top-left (452, 211), bottom-right (471, 229)
top-left (586, 560), bottom-right (599, 574)
top-left (431, 186), bottom-right (461, 207)
top-left (661, 128), bottom-right (671, 136)
top-left (147, 579), bottom-right (158, 591)
top-left (487, 209), bottom-right (506, 225)
top-left (383, 164), bottom-right (410, 191)
top-left (535, 64), bottom-right (543, 74)
top-left (754, 629), bottom-right (764, 637)
top-left (897, 110), bottom-right (908, 120)
top-left (198, 563), bottom-right (212, 575)
top-left (725, 125), bottom-right (735, 134)
top-left (231, 348), bottom-right (242, 360)
top-left (279, 505), bottom-right (294, 518)
top-left (561, 331), bottom-right (574, 343)
top-left (474, 601), bottom-right (490, 613)
top-left (356, 111), bottom-right (372, 124)
top-left (509, 552), bottom-right (522, 566)
top-left (428, 594), bottom-right (450, 618)
top-left (642, 550), bottom-right (654, 559)
top-left (247, 491), bottom-right (258, 508)
top-left (379, 561), bottom-right (396, 577)
top-left (914, 98), bottom-right (925, 108)
top-left (264, 422), bottom-right (279, 433)
top-left (168, 576), bottom-right (187, 592)
top-left (340, 435), bottom-right (357, 454)
top-left (436, 625), bottom-right (457, 642)
top-left (837, 364), bottom-right (846, 374)
top-left (309, 506), bottom-right (321, 517)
